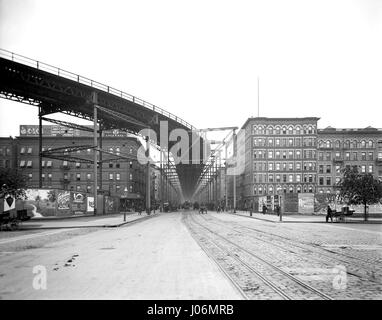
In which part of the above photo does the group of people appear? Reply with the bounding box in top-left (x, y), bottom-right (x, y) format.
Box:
top-left (261, 204), bottom-right (281, 216)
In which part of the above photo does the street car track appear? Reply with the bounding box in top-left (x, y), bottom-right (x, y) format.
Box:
top-left (185, 213), bottom-right (334, 300)
top-left (200, 214), bottom-right (382, 284)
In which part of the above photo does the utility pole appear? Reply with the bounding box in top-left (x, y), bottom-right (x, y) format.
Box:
top-left (92, 92), bottom-right (98, 216)
top-left (146, 136), bottom-right (151, 214)
top-left (38, 105), bottom-right (42, 189)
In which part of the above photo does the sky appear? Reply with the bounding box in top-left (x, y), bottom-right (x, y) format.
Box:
top-left (0, 0), bottom-right (382, 138)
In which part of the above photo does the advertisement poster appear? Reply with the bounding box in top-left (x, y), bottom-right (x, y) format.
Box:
top-left (24, 189), bottom-right (57, 217)
top-left (87, 196), bottom-right (94, 212)
top-left (57, 191), bottom-right (71, 210)
top-left (298, 193), bottom-right (314, 214)
top-left (71, 192), bottom-right (86, 214)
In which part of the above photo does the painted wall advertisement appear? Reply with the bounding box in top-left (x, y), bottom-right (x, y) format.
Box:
top-left (57, 191), bottom-right (70, 210)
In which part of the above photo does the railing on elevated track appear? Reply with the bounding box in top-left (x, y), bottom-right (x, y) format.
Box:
top-left (0, 48), bottom-right (197, 132)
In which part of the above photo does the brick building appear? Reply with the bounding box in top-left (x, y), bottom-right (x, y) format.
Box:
top-left (229, 117), bottom-right (382, 211)
top-left (0, 125), bottom-right (147, 202)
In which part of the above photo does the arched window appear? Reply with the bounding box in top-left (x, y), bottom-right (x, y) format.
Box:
top-left (319, 140), bottom-right (324, 148)
top-left (258, 126), bottom-right (263, 134)
top-left (353, 140), bottom-right (357, 149)
top-left (308, 126), bottom-right (313, 134)
top-left (277, 185), bottom-right (282, 193)
top-left (269, 186), bottom-right (274, 194)
top-left (319, 189), bottom-right (323, 194)
top-left (297, 185), bottom-right (302, 193)
top-left (296, 126), bottom-right (301, 135)
top-left (344, 140), bottom-right (350, 149)
top-left (258, 186), bottom-right (263, 195)
top-left (308, 185), bottom-right (313, 193)
top-left (335, 140), bottom-right (341, 149)
top-left (252, 125), bottom-right (257, 134)
top-left (368, 140), bottom-right (374, 148)
top-left (326, 140), bottom-right (331, 148)
top-left (253, 186), bottom-right (257, 195)
top-left (288, 126), bottom-right (293, 134)
top-left (289, 185), bottom-right (294, 193)
top-left (282, 126), bottom-right (287, 135)
top-left (361, 140), bottom-right (366, 148)
top-left (267, 126), bottom-right (273, 135)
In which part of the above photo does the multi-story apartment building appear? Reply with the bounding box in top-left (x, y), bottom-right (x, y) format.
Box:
top-left (317, 126), bottom-right (382, 194)
top-left (239, 117), bottom-right (319, 208)
top-left (0, 125), bottom-right (146, 201)
top-left (230, 117), bottom-right (382, 211)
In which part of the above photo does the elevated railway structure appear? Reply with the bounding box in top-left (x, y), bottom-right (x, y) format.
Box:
top-left (0, 49), bottom-right (206, 212)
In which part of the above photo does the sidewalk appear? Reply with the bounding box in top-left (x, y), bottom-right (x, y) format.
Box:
top-left (227, 210), bottom-right (382, 224)
top-left (18, 211), bottom-right (160, 230)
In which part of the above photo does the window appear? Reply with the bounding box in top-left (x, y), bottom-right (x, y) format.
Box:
top-left (296, 174), bottom-right (301, 182)
top-left (129, 148), bottom-right (133, 154)
top-left (282, 151), bottom-right (287, 159)
top-left (276, 175), bottom-right (281, 183)
top-left (361, 141), bottom-right (366, 148)
top-left (47, 161), bottom-right (52, 168)
top-left (352, 152), bottom-right (357, 161)
top-left (268, 151), bottom-right (273, 159)
top-left (288, 174), bottom-right (293, 183)
top-left (268, 139), bottom-right (273, 146)
top-left (275, 151), bottom-right (280, 159)
top-left (326, 177), bottom-right (331, 185)
top-left (288, 151), bottom-right (293, 159)
top-left (308, 186), bottom-right (313, 193)
top-left (309, 174), bottom-right (313, 183)
top-left (361, 152), bottom-right (366, 161)
top-left (63, 161), bottom-right (68, 167)
top-left (296, 162), bottom-right (301, 170)
top-left (129, 185), bottom-right (133, 192)
top-left (289, 186), bottom-right (294, 193)
top-left (269, 186), bottom-right (274, 194)
top-left (269, 174), bottom-right (274, 183)
top-left (326, 165), bottom-right (331, 173)
top-left (288, 126), bottom-right (293, 134)
top-left (116, 173), bottom-right (121, 180)
top-left (276, 139), bottom-right (280, 146)
top-left (269, 163), bottom-right (273, 171)
top-left (48, 173), bottom-right (52, 180)
top-left (87, 186), bottom-right (91, 193)
top-left (335, 165), bottom-right (340, 173)
top-left (368, 165), bottom-right (373, 173)
top-left (27, 147), bottom-right (32, 154)
top-left (41, 173), bottom-right (45, 181)
top-left (76, 162), bottom-right (81, 168)
top-left (283, 174), bottom-right (287, 183)
top-left (344, 141), bottom-right (350, 149)
top-left (319, 165), bottom-right (323, 173)
top-left (28, 173), bottom-right (32, 179)
top-left (87, 173), bottom-right (91, 180)
top-left (27, 161), bottom-right (32, 168)
top-left (282, 127), bottom-right (287, 134)
top-left (282, 163), bottom-right (287, 170)
top-left (116, 163), bottom-right (120, 169)
top-left (76, 173), bottom-right (81, 181)
top-left (335, 141), bottom-right (340, 149)
top-left (129, 161), bottom-right (133, 168)
top-left (19, 160), bottom-right (26, 168)
top-left (319, 177), bottom-right (324, 185)
top-left (345, 152), bottom-right (350, 160)
top-left (295, 138), bottom-right (301, 147)
top-left (368, 140), bottom-right (373, 148)
top-left (289, 163), bottom-right (293, 171)
top-left (326, 152), bottom-right (331, 161)
top-left (116, 185), bottom-right (120, 192)
top-left (297, 186), bottom-right (301, 193)
top-left (109, 173), bottom-right (114, 180)
top-left (129, 173), bottom-right (133, 181)
top-left (326, 141), bottom-right (331, 148)
top-left (41, 161), bottom-right (45, 167)
top-left (109, 162), bottom-right (113, 168)
top-left (63, 173), bottom-right (68, 180)
top-left (318, 152), bottom-right (323, 161)
top-left (20, 147), bottom-right (25, 154)
top-left (116, 147), bottom-right (120, 155)
top-left (368, 152), bottom-right (373, 161)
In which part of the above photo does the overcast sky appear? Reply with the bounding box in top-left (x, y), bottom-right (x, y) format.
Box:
top-left (0, 0), bottom-right (381, 138)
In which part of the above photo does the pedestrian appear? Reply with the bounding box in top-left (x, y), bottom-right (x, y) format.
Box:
top-left (262, 204), bottom-right (267, 215)
top-left (276, 205), bottom-right (280, 217)
top-left (326, 205), bottom-right (333, 222)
